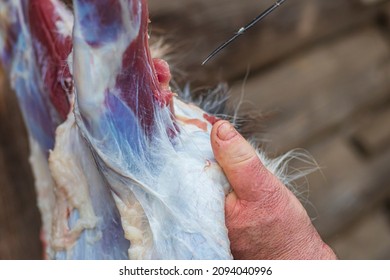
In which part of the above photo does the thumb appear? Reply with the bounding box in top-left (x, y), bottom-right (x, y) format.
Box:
top-left (210, 121), bottom-right (283, 203)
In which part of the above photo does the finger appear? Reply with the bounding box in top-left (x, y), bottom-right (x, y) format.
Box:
top-left (211, 121), bottom-right (282, 202)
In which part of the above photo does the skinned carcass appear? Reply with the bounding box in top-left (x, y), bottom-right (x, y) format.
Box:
top-left (0, 0), bottom-right (305, 259)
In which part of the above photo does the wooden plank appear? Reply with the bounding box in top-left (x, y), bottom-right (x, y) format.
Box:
top-left (328, 208), bottom-right (390, 259)
top-left (284, 108), bottom-right (390, 240)
top-left (285, 133), bottom-right (365, 237)
top-left (351, 105), bottom-right (390, 156)
top-left (148, 0), bottom-right (389, 84)
top-left (0, 68), bottom-right (42, 259)
top-left (230, 28), bottom-right (390, 153)
top-left (303, 135), bottom-right (365, 194)
top-left (306, 144), bottom-right (390, 238)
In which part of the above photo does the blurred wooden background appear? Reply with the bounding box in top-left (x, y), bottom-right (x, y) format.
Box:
top-left (1, 0), bottom-right (390, 259)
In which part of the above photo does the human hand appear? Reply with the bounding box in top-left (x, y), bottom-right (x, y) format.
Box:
top-left (211, 121), bottom-right (337, 260)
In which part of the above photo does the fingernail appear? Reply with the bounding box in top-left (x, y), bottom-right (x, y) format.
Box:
top-left (217, 122), bottom-right (237, 141)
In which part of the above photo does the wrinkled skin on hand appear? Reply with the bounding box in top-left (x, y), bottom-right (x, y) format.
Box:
top-left (211, 121), bottom-right (337, 260)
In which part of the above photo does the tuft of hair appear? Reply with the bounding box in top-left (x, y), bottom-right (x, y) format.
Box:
top-left (255, 146), bottom-right (320, 205)
top-left (149, 37), bottom-right (172, 61)
top-left (179, 83), bottom-right (229, 115)
top-left (175, 83), bottom-right (267, 139)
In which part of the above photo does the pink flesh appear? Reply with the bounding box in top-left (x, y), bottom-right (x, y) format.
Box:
top-left (28, 0), bottom-right (73, 120)
top-left (153, 58), bottom-right (172, 92)
top-left (113, 0), bottom-right (174, 133)
top-left (203, 113), bottom-right (221, 125)
top-left (28, 0), bottom-right (174, 132)
top-left (176, 115), bottom-right (208, 132)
